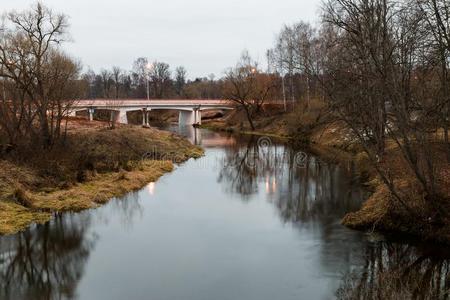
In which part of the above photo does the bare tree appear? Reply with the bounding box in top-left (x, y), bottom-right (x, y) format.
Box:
top-left (149, 61), bottom-right (171, 98)
top-left (224, 51), bottom-right (278, 130)
top-left (269, 22), bottom-right (323, 110)
top-left (175, 66), bottom-right (187, 97)
top-left (131, 57), bottom-right (149, 98)
top-left (321, 0), bottom-right (447, 219)
top-left (0, 2), bottom-right (81, 148)
top-left (100, 69), bottom-right (112, 98)
top-left (416, 0), bottom-right (450, 159)
top-left (112, 66), bottom-right (123, 99)
top-left (272, 26), bottom-right (296, 106)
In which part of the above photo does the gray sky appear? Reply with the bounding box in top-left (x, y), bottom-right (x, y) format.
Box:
top-left (4, 0), bottom-right (321, 79)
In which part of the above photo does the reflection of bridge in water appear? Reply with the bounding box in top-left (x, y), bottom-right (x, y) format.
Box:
top-left (175, 126), bottom-right (237, 146)
top-left (70, 99), bottom-right (235, 126)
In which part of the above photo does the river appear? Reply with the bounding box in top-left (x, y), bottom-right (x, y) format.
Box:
top-left (0, 127), bottom-right (448, 300)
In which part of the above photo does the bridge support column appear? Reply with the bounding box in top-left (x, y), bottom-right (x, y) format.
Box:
top-left (142, 108), bottom-right (150, 127)
top-left (117, 109), bottom-right (128, 124)
top-left (88, 108), bottom-right (95, 121)
top-left (110, 110), bottom-right (117, 123)
top-left (179, 110), bottom-right (195, 126)
top-left (194, 109), bottom-right (202, 125)
top-left (179, 110), bottom-right (202, 126)
top-left (147, 110), bottom-right (151, 126)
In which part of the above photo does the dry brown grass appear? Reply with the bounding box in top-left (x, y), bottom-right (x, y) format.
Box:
top-left (343, 142), bottom-right (450, 243)
top-left (0, 201), bottom-right (50, 235)
top-left (0, 161), bottom-right (174, 235)
top-left (0, 122), bottom-right (203, 235)
top-left (202, 104), bottom-right (290, 138)
top-left (304, 117), bottom-right (450, 243)
top-left (32, 160), bottom-right (173, 211)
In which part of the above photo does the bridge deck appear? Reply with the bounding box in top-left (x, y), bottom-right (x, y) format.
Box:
top-left (73, 99), bottom-right (234, 108)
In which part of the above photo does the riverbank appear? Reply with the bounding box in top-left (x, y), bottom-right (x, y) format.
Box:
top-left (0, 119), bottom-right (203, 235)
top-left (202, 110), bottom-right (450, 244)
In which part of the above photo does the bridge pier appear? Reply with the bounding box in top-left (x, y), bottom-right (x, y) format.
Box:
top-left (118, 109), bottom-right (128, 124)
top-left (110, 110), bottom-right (117, 123)
top-left (88, 108), bottom-right (95, 121)
top-left (142, 108), bottom-right (151, 127)
top-left (179, 110), bottom-right (193, 126)
top-left (194, 109), bottom-right (202, 125)
top-left (179, 110), bottom-right (202, 126)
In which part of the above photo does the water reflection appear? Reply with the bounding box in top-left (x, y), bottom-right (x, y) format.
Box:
top-left (337, 242), bottom-right (450, 300)
top-left (275, 157), bottom-right (363, 224)
top-left (110, 192), bottom-right (144, 230)
top-left (218, 137), bottom-right (261, 198)
top-left (176, 125), bottom-right (236, 147)
top-left (0, 214), bottom-right (95, 300)
top-left (218, 135), bottom-right (364, 222)
top-left (147, 182), bottom-right (155, 195)
top-left (0, 128), bottom-right (447, 300)
top-left (177, 126), bottom-right (202, 145)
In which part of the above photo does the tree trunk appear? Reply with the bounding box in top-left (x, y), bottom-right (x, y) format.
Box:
top-left (40, 114), bottom-right (51, 147)
top-left (243, 105), bottom-right (255, 130)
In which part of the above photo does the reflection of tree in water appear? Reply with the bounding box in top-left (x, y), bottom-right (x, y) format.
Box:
top-left (218, 136), bottom-right (287, 199)
top-left (218, 137), bottom-right (257, 198)
top-left (275, 155), bottom-right (363, 225)
top-left (110, 191), bottom-right (144, 229)
top-left (0, 213), bottom-right (96, 300)
top-left (218, 136), bottom-right (363, 222)
top-left (337, 242), bottom-right (450, 300)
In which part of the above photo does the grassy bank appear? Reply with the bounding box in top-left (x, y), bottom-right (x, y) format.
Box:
top-left (203, 109), bottom-right (450, 244)
top-left (0, 121), bottom-right (203, 235)
top-left (341, 143), bottom-right (450, 244)
top-left (199, 103), bottom-right (289, 137)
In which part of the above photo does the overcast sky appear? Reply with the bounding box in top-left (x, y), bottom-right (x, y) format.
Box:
top-left (3, 0), bottom-right (321, 79)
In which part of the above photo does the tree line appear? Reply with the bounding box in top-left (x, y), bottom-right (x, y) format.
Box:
top-left (81, 60), bottom-right (224, 100)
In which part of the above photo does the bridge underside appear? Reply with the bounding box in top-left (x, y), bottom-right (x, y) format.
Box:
top-left (71, 108), bottom-right (213, 126)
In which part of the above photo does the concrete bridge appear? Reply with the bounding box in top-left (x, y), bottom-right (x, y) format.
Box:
top-left (69, 99), bottom-right (235, 126)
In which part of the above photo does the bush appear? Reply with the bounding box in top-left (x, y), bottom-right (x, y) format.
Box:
top-left (286, 98), bottom-right (330, 144)
top-left (13, 185), bottom-right (34, 208)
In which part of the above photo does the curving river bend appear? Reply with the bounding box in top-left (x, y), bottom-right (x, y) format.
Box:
top-left (0, 127), bottom-right (448, 300)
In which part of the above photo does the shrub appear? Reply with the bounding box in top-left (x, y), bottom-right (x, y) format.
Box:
top-left (286, 98), bottom-right (330, 144)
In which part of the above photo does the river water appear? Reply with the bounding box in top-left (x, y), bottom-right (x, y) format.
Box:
top-left (0, 127), bottom-right (448, 300)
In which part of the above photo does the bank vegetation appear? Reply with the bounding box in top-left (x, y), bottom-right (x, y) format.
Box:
top-left (0, 4), bottom-right (202, 235)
